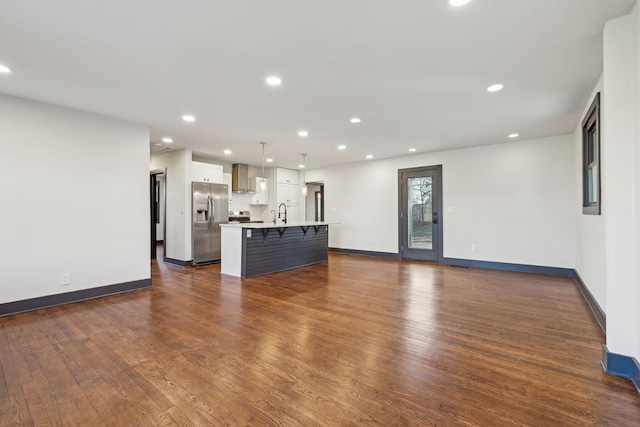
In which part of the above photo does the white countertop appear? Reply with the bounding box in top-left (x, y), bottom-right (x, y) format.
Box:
top-left (220, 221), bottom-right (336, 229)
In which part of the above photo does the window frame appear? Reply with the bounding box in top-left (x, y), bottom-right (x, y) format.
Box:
top-left (582, 92), bottom-right (601, 215)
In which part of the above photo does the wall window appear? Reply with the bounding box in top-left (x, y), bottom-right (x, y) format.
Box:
top-left (582, 93), bottom-right (601, 215)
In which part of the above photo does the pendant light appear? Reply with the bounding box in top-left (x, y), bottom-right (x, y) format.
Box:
top-left (300, 154), bottom-right (308, 196)
top-left (259, 142), bottom-right (267, 191)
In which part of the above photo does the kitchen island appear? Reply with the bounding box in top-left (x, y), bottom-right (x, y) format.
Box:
top-left (220, 222), bottom-right (332, 278)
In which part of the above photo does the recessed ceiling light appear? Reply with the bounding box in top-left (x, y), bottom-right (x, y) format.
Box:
top-left (224, 149), bottom-right (232, 154)
top-left (409, 148), bottom-right (417, 152)
top-left (182, 115), bottom-right (195, 122)
top-left (0, 64), bottom-right (11, 74)
top-left (338, 145), bottom-right (346, 150)
top-left (298, 164), bottom-right (305, 168)
top-left (449, 0), bottom-right (472, 6)
top-left (487, 84), bottom-right (504, 92)
top-left (162, 137), bottom-right (173, 143)
top-left (366, 154), bottom-right (374, 159)
top-left (298, 130), bottom-right (308, 137)
top-left (265, 76), bottom-right (282, 86)
top-left (350, 118), bottom-right (362, 124)
top-left (153, 143), bottom-right (162, 147)
top-left (508, 133), bottom-right (519, 138)
top-left (266, 158), bottom-right (274, 163)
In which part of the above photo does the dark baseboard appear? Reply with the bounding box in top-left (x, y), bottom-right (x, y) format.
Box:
top-left (329, 247), bottom-right (401, 259)
top-left (573, 271), bottom-right (606, 333)
top-left (193, 260), bottom-right (221, 266)
top-left (164, 257), bottom-right (192, 267)
top-left (0, 278), bottom-right (152, 317)
top-left (442, 257), bottom-right (574, 277)
top-left (602, 346), bottom-right (640, 394)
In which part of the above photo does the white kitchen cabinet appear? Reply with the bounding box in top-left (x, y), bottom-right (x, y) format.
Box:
top-left (250, 177), bottom-right (268, 205)
top-left (222, 173), bottom-right (232, 203)
top-left (276, 181), bottom-right (298, 222)
top-left (276, 168), bottom-right (298, 185)
top-left (192, 161), bottom-right (223, 183)
top-left (276, 168), bottom-right (300, 221)
top-left (277, 183), bottom-right (299, 204)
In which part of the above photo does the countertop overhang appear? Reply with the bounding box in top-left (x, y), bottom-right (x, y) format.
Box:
top-left (220, 221), bottom-right (336, 229)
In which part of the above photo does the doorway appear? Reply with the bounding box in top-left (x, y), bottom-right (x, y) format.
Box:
top-left (305, 182), bottom-right (324, 222)
top-left (150, 169), bottom-right (165, 260)
top-left (399, 166), bottom-right (442, 262)
top-left (314, 190), bottom-right (324, 221)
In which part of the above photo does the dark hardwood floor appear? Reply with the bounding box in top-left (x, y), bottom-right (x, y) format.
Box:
top-left (1, 248), bottom-right (639, 426)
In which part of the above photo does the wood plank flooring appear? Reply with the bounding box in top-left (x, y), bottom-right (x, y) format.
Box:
top-left (1, 250), bottom-right (639, 426)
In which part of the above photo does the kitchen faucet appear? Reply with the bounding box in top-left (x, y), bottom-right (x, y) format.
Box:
top-left (270, 209), bottom-right (276, 224)
top-left (278, 203), bottom-right (287, 224)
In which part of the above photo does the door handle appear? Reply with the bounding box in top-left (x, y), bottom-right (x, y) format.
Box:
top-left (208, 197), bottom-right (214, 228)
top-left (432, 212), bottom-right (438, 225)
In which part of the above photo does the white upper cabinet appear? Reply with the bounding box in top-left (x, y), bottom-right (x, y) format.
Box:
top-left (222, 173), bottom-right (232, 203)
top-left (192, 161), bottom-right (223, 183)
top-left (276, 168), bottom-right (298, 185)
top-left (276, 168), bottom-right (299, 221)
top-left (250, 177), bottom-right (268, 205)
top-left (277, 183), bottom-right (299, 204)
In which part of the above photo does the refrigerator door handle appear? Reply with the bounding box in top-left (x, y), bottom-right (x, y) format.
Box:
top-left (208, 196), bottom-right (214, 229)
top-left (211, 198), bottom-right (215, 227)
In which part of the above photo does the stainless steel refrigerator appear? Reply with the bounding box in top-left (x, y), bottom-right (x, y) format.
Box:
top-left (192, 182), bottom-right (228, 265)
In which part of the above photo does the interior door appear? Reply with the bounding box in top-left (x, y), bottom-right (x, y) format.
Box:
top-left (150, 170), bottom-right (164, 260)
top-left (150, 173), bottom-right (157, 259)
top-left (399, 166), bottom-right (443, 262)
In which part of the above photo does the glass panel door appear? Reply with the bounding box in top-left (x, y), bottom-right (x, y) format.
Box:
top-left (400, 166), bottom-right (442, 262)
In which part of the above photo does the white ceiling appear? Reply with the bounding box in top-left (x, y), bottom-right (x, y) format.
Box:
top-left (0, 0), bottom-right (635, 170)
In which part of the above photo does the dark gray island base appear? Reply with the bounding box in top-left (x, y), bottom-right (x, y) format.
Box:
top-left (220, 222), bottom-right (331, 278)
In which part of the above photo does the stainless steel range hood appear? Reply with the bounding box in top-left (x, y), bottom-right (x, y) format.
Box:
top-left (232, 163), bottom-right (250, 192)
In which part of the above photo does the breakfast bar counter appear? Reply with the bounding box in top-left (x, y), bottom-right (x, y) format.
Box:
top-left (220, 222), bottom-right (332, 278)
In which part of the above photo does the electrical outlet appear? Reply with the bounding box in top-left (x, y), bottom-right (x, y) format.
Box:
top-left (471, 245), bottom-right (477, 252)
top-left (448, 206), bottom-right (456, 214)
top-left (367, 238), bottom-right (372, 244)
top-left (61, 273), bottom-right (71, 286)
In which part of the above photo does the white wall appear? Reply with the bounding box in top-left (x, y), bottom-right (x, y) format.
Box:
top-left (602, 8), bottom-right (640, 360)
top-left (574, 77), bottom-right (606, 309)
top-left (305, 134), bottom-right (575, 268)
top-left (151, 149), bottom-right (191, 261)
top-left (0, 94), bottom-right (150, 303)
